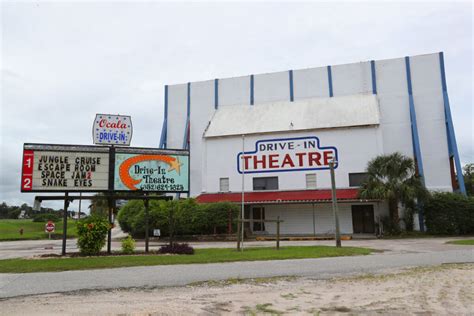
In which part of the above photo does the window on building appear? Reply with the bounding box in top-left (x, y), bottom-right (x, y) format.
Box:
top-left (349, 172), bottom-right (369, 187)
top-left (219, 178), bottom-right (229, 192)
top-left (253, 177), bottom-right (278, 190)
top-left (306, 173), bottom-right (317, 189)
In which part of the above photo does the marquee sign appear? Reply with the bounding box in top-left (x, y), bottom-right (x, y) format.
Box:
top-left (93, 114), bottom-right (132, 146)
top-left (114, 148), bottom-right (189, 193)
top-left (21, 144), bottom-right (189, 193)
top-left (21, 144), bottom-right (110, 192)
top-left (237, 136), bottom-right (338, 174)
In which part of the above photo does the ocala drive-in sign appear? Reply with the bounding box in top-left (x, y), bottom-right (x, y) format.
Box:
top-left (237, 136), bottom-right (338, 174)
top-left (93, 114), bottom-right (132, 146)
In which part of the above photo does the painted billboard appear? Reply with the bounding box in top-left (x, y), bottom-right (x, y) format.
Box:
top-left (93, 114), bottom-right (133, 146)
top-left (21, 144), bottom-right (109, 192)
top-left (237, 136), bottom-right (338, 174)
top-left (114, 152), bottom-right (189, 192)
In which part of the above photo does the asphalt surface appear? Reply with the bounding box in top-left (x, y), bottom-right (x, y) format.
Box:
top-left (0, 248), bottom-right (472, 299)
top-left (1, 236), bottom-right (473, 259)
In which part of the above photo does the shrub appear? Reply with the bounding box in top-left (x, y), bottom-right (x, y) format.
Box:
top-left (32, 213), bottom-right (60, 222)
top-left (121, 235), bottom-right (136, 254)
top-left (424, 192), bottom-right (474, 235)
top-left (117, 200), bottom-right (144, 234)
top-left (380, 216), bottom-right (401, 236)
top-left (76, 215), bottom-right (110, 255)
top-left (117, 198), bottom-right (239, 238)
top-left (158, 243), bottom-right (194, 255)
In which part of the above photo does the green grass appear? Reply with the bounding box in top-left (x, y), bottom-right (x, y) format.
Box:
top-left (0, 219), bottom-right (77, 241)
top-left (446, 239), bottom-right (474, 245)
top-left (0, 245), bottom-right (372, 273)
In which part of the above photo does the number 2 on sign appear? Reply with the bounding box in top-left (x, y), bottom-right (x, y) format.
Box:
top-left (23, 178), bottom-right (31, 189)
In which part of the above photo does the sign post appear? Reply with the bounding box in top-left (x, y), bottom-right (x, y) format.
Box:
top-left (45, 220), bottom-right (55, 239)
top-left (22, 142), bottom-right (189, 255)
top-left (61, 192), bottom-right (70, 255)
top-left (144, 194), bottom-right (150, 253)
top-left (329, 161), bottom-right (342, 248)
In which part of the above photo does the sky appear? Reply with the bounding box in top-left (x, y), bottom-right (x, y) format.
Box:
top-left (1, 0), bottom-right (473, 211)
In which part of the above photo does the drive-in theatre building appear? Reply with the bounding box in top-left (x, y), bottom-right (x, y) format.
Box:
top-left (159, 52), bottom-right (465, 236)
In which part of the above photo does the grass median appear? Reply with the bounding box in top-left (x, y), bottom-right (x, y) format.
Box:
top-left (0, 219), bottom-right (78, 241)
top-left (0, 246), bottom-right (372, 273)
top-left (446, 239), bottom-right (474, 245)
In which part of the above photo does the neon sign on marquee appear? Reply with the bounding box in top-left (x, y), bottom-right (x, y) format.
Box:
top-left (237, 136), bottom-right (338, 174)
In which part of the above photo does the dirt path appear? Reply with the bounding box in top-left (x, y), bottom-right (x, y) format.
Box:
top-left (1, 264), bottom-right (472, 315)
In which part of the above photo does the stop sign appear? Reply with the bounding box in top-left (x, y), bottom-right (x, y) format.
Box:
top-left (45, 221), bottom-right (55, 233)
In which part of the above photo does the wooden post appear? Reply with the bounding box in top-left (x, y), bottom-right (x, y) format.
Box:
top-left (276, 216), bottom-right (280, 250)
top-left (144, 196), bottom-right (150, 253)
top-left (61, 192), bottom-right (69, 256)
top-left (228, 208), bottom-right (232, 234)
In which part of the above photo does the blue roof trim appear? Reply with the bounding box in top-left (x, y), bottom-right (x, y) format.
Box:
top-left (405, 56), bottom-right (424, 180)
top-left (405, 56), bottom-right (426, 231)
top-left (250, 75), bottom-right (254, 105)
top-left (214, 78), bottom-right (219, 110)
top-left (159, 85), bottom-right (168, 148)
top-left (182, 82), bottom-right (191, 150)
top-left (327, 65), bottom-right (333, 97)
top-left (289, 70), bottom-right (294, 102)
top-left (439, 52), bottom-right (467, 195)
top-left (370, 60), bottom-right (377, 94)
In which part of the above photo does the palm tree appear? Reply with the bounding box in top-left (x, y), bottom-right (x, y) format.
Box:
top-left (359, 153), bottom-right (428, 229)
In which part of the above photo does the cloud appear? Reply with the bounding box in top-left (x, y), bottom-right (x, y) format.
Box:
top-left (1, 1), bottom-right (472, 208)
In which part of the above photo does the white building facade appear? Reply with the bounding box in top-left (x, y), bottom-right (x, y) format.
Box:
top-left (159, 52), bottom-right (465, 236)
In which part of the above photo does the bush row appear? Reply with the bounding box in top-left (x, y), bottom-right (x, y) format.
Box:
top-left (424, 192), bottom-right (474, 235)
top-left (117, 199), bottom-right (239, 238)
top-left (32, 213), bottom-right (60, 222)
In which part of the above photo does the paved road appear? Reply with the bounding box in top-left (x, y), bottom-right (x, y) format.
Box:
top-left (1, 236), bottom-right (472, 259)
top-left (0, 249), bottom-right (472, 299)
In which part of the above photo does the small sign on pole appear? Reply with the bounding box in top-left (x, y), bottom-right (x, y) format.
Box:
top-left (93, 114), bottom-right (133, 146)
top-left (45, 221), bottom-right (55, 239)
top-left (153, 229), bottom-right (161, 237)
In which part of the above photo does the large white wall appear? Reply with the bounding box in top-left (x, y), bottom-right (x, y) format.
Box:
top-left (203, 127), bottom-right (383, 193)
top-left (164, 53), bottom-right (454, 196)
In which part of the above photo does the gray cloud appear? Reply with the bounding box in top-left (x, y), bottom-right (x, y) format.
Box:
top-left (1, 1), bottom-right (472, 210)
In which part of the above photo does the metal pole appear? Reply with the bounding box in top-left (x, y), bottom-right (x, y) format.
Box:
top-left (329, 161), bottom-right (342, 247)
top-left (78, 192), bottom-right (82, 220)
top-left (241, 134), bottom-right (245, 251)
top-left (107, 196), bottom-right (113, 254)
top-left (236, 210), bottom-right (241, 251)
top-left (276, 216), bottom-right (280, 250)
top-left (61, 192), bottom-right (69, 256)
top-left (145, 195), bottom-right (149, 253)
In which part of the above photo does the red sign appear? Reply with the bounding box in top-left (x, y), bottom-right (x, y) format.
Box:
top-left (45, 221), bottom-right (55, 233)
top-left (21, 150), bottom-right (34, 191)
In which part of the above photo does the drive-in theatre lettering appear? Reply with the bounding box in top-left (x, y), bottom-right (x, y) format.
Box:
top-left (237, 137), bottom-right (338, 174)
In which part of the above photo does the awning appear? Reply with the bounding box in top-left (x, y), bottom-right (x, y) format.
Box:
top-left (196, 189), bottom-right (370, 204)
top-left (204, 94), bottom-right (380, 138)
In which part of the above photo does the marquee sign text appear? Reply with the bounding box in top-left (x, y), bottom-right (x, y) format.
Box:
top-left (237, 136), bottom-right (338, 174)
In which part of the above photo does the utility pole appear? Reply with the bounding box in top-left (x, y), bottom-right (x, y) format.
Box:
top-left (240, 134), bottom-right (245, 251)
top-left (329, 160), bottom-right (341, 248)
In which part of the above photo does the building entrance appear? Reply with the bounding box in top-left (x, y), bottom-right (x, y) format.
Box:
top-left (351, 205), bottom-right (375, 234)
top-left (252, 206), bottom-right (266, 232)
